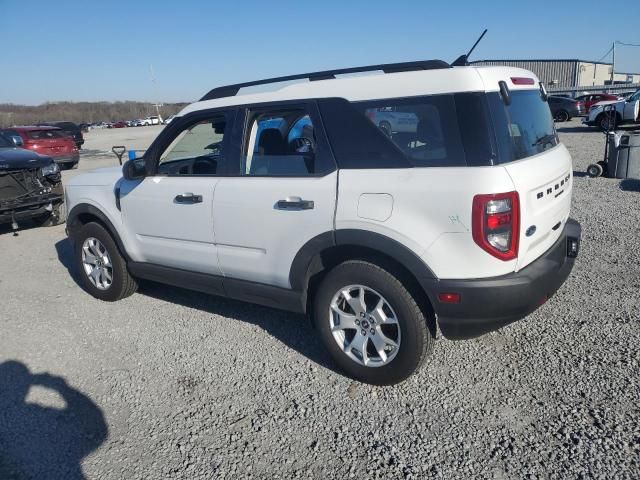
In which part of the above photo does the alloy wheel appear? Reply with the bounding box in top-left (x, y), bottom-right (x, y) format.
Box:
top-left (81, 237), bottom-right (113, 290)
top-left (329, 285), bottom-right (401, 367)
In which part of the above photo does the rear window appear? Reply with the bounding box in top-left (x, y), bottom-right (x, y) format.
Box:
top-left (27, 130), bottom-right (65, 139)
top-left (489, 90), bottom-right (558, 162)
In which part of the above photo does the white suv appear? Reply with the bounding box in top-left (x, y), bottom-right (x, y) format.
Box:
top-left (64, 60), bottom-right (581, 385)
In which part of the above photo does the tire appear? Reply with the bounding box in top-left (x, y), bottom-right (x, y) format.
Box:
top-left (33, 203), bottom-right (66, 227)
top-left (73, 222), bottom-right (138, 301)
top-left (587, 163), bottom-right (603, 178)
top-left (378, 121), bottom-right (392, 137)
top-left (312, 260), bottom-right (434, 385)
top-left (554, 110), bottom-right (570, 122)
top-left (598, 113), bottom-right (617, 132)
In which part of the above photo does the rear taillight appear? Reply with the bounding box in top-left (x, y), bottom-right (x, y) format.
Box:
top-left (472, 191), bottom-right (520, 261)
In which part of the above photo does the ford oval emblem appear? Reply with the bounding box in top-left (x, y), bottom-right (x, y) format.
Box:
top-left (526, 225), bottom-right (537, 237)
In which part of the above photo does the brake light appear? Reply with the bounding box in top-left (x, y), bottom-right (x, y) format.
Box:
top-left (472, 191), bottom-right (520, 261)
top-left (510, 77), bottom-right (535, 85)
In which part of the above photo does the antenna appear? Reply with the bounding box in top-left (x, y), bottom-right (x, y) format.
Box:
top-left (452, 29), bottom-right (488, 66)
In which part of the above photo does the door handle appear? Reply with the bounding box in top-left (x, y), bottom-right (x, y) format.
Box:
top-left (174, 192), bottom-right (203, 204)
top-left (276, 196), bottom-right (314, 210)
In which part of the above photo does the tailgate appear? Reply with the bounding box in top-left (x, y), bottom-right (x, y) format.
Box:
top-left (504, 144), bottom-right (573, 271)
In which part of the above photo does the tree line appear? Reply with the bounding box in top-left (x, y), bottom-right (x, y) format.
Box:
top-left (0, 101), bottom-right (189, 127)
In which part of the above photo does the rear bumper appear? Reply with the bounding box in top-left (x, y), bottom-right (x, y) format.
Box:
top-left (431, 218), bottom-right (581, 340)
top-left (52, 153), bottom-right (80, 167)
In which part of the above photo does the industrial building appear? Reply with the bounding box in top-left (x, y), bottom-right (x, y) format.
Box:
top-left (472, 59), bottom-right (640, 91)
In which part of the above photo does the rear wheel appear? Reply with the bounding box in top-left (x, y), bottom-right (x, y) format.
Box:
top-left (73, 222), bottom-right (137, 301)
top-left (313, 260), bottom-right (434, 385)
top-left (554, 110), bottom-right (570, 122)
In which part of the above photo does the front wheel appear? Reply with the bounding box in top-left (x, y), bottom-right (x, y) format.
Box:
top-left (598, 113), bottom-right (617, 132)
top-left (554, 110), bottom-right (570, 122)
top-left (73, 222), bottom-right (138, 301)
top-left (313, 260), bottom-right (434, 385)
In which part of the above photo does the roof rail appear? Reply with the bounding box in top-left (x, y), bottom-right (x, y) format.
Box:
top-left (199, 59), bottom-right (451, 101)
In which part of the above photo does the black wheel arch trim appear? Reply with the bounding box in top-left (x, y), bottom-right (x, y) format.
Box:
top-left (289, 229), bottom-right (438, 293)
top-left (66, 203), bottom-right (131, 261)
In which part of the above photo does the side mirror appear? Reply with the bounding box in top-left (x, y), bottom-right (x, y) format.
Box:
top-left (122, 158), bottom-right (146, 180)
top-left (11, 136), bottom-right (23, 147)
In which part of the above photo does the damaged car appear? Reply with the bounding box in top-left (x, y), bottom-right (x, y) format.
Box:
top-left (0, 131), bottom-right (65, 229)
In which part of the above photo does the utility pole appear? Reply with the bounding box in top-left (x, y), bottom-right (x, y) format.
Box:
top-left (610, 41), bottom-right (615, 85)
top-left (150, 64), bottom-right (161, 118)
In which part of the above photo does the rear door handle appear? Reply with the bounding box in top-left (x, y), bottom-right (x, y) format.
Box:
top-left (276, 196), bottom-right (314, 210)
top-left (174, 192), bottom-right (203, 204)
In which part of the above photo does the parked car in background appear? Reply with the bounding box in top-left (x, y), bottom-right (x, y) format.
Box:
top-left (132, 119), bottom-right (144, 127)
top-left (0, 131), bottom-right (65, 228)
top-left (548, 96), bottom-right (585, 122)
top-left (366, 107), bottom-right (418, 136)
top-left (1, 126), bottom-right (79, 169)
top-left (111, 121), bottom-right (128, 128)
top-left (583, 88), bottom-right (640, 130)
top-left (164, 115), bottom-right (176, 125)
top-left (141, 116), bottom-right (162, 126)
top-left (575, 93), bottom-right (620, 113)
top-left (37, 121), bottom-right (84, 149)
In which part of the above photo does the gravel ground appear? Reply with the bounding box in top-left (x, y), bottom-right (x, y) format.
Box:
top-left (0, 120), bottom-right (638, 479)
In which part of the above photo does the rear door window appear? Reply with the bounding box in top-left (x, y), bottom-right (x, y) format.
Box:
top-left (240, 105), bottom-right (334, 176)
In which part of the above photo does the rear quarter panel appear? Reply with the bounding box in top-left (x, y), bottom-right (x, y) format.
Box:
top-left (336, 166), bottom-right (518, 279)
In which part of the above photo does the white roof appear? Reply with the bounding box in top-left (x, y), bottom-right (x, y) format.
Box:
top-left (180, 66), bottom-right (540, 116)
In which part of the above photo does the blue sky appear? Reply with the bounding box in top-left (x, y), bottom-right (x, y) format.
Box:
top-left (1, 0), bottom-right (639, 105)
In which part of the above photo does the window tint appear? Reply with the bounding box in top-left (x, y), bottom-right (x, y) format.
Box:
top-left (27, 129), bottom-right (65, 139)
top-left (158, 114), bottom-right (228, 175)
top-left (356, 95), bottom-right (470, 167)
top-left (489, 90), bottom-right (558, 162)
top-left (242, 108), bottom-right (320, 176)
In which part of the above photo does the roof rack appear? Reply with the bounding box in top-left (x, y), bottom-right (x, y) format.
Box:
top-left (200, 59), bottom-right (451, 101)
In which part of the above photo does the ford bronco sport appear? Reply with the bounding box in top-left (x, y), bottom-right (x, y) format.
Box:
top-left (64, 59), bottom-right (581, 385)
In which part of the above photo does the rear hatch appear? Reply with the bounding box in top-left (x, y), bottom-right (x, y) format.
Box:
top-left (25, 129), bottom-right (76, 157)
top-left (487, 86), bottom-right (572, 271)
top-left (504, 146), bottom-right (572, 270)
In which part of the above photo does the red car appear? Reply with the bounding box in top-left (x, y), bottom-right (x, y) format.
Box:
top-left (575, 93), bottom-right (620, 113)
top-left (0, 126), bottom-right (79, 169)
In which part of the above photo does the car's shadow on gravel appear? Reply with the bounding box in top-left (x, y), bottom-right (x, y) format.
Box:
top-left (53, 238), bottom-right (338, 374)
top-left (55, 238), bottom-right (82, 285)
top-left (139, 282), bottom-right (337, 372)
top-left (555, 125), bottom-right (595, 133)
